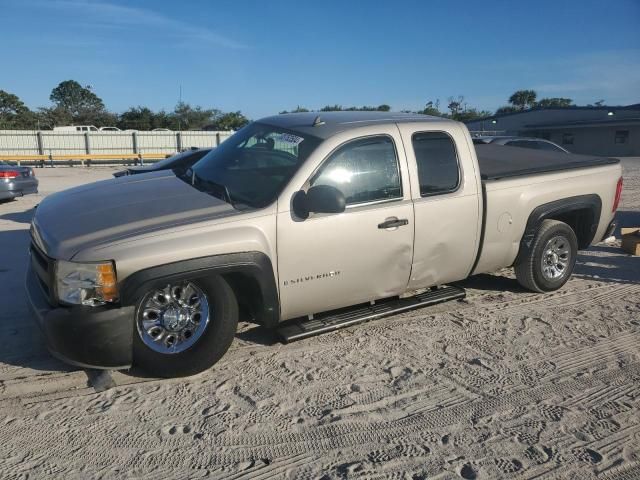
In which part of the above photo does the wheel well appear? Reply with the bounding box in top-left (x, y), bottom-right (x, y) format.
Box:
top-left (516, 194), bottom-right (602, 263)
top-left (221, 272), bottom-right (268, 325)
top-left (120, 252), bottom-right (280, 328)
top-left (545, 208), bottom-right (595, 249)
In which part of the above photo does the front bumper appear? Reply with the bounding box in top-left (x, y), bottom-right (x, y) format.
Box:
top-left (26, 265), bottom-right (134, 370)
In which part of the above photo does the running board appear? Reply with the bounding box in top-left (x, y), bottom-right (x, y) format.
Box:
top-left (277, 285), bottom-right (465, 342)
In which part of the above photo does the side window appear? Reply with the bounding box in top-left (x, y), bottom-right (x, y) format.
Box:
top-left (412, 132), bottom-right (460, 196)
top-left (310, 136), bottom-right (401, 205)
top-left (615, 130), bottom-right (629, 144)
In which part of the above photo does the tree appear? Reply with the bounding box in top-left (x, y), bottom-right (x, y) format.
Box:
top-left (206, 111), bottom-right (249, 131)
top-left (508, 90), bottom-right (537, 110)
top-left (50, 80), bottom-right (106, 118)
top-left (279, 106), bottom-right (310, 114)
top-left (495, 105), bottom-right (518, 115)
top-left (447, 96), bottom-right (465, 116)
top-left (421, 100), bottom-right (444, 117)
top-left (320, 104), bottom-right (343, 112)
top-left (452, 108), bottom-right (493, 122)
top-left (171, 102), bottom-right (219, 130)
top-left (37, 106), bottom-right (71, 130)
top-left (0, 90), bottom-right (37, 128)
top-left (536, 97), bottom-right (574, 108)
top-left (117, 106), bottom-right (157, 130)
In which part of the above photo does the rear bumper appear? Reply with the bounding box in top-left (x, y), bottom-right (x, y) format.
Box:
top-left (26, 265), bottom-right (134, 370)
top-left (602, 216), bottom-right (618, 241)
top-left (0, 178), bottom-right (38, 199)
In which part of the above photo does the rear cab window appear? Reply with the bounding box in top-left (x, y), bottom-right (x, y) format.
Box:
top-left (411, 132), bottom-right (460, 196)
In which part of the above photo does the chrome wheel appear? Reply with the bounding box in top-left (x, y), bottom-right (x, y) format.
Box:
top-left (136, 282), bottom-right (210, 354)
top-left (541, 235), bottom-right (570, 280)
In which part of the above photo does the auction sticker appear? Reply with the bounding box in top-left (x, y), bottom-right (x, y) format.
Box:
top-left (277, 133), bottom-right (304, 145)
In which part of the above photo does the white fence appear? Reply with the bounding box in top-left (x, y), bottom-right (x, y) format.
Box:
top-left (0, 130), bottom-right (234, 157)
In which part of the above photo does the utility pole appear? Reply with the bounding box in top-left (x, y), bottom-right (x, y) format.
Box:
top-left (178, 84), bottom-right (182, 132)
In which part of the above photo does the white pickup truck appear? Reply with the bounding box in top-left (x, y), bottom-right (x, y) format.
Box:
top-left (27, 112), bottom-right (623, 377)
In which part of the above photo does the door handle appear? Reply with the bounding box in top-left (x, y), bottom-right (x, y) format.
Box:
top-left (378, 217), bottom-right (409, 229)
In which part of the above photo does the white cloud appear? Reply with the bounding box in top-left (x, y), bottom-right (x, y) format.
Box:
top-left (25, 0), bottom-right (246, 49)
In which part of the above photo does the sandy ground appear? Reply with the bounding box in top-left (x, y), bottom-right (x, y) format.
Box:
top-left (0, 162), bottom-right (639, 480)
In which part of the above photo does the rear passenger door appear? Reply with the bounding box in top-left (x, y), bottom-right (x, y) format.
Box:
top-left (397, 125), bottom-right (481, 289)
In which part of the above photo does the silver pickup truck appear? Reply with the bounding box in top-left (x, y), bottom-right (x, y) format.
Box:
top-left (26, 112), bottom-right (623, 377)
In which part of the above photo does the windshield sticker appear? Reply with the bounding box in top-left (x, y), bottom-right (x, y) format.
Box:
top-left (276, 133), bottom-right (304, 145)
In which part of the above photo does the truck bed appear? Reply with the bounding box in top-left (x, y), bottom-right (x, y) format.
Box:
top-left (475, 144), bottom-right (619, 181)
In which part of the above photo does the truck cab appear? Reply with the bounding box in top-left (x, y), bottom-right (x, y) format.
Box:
top-left (274, 115), bottom-right (481, 319)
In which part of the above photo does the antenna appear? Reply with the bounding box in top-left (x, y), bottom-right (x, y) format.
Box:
top-left (312, 115), bottom-right (325, 127)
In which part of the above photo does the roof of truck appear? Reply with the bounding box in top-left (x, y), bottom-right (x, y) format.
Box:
top-left (259, 111), bottom-right (447, 139)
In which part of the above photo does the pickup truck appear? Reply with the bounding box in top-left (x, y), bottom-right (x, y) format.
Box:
top-left (26, 112), bottom-right (623, 377)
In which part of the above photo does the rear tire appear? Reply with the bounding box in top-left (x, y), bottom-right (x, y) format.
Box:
top-left (515, 219), bottom-right (578, 293)
top-left (132, 275), bottom-right (238, 377)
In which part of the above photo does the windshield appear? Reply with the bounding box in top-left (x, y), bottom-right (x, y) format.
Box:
top-left (185, 122), bottom-right (322, 209)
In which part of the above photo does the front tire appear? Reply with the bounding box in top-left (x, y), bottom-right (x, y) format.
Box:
top-left (132, 275), bottom-right (238, 377)
top-left (515, 219), bottom-right (578, 293)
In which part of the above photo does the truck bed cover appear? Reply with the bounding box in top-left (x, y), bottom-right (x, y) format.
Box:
top-left (475, 144), bottom-right (619, 181)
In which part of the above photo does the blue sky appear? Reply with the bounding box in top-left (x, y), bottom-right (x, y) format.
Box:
top-left (1, 0), bottom-right (639, 118)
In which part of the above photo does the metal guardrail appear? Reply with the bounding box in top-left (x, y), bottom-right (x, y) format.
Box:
top-left (0, 152), bottom-right (170, 166)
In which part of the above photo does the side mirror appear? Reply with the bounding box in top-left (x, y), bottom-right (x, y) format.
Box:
top-left (292, 185), bottom-right (346, 219)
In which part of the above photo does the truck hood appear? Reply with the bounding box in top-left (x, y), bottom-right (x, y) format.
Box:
top-left (32, 171), bottom-right (239, 260)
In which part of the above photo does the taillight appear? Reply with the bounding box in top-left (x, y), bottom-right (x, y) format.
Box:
top-left (30, 168), bottom-right (35, 177)
top-left (0, 171), bottom-right (20, 179)
top-left (612, 176), bottom-right (623, 212)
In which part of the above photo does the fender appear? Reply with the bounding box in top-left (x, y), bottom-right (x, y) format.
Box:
top-left (517, 194), bottom-right (602, 261)
top-left (120, 251), bottom-right (280, 327)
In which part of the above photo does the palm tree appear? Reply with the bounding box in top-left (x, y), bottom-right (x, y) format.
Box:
top-left (508, 90), bottom-right (538, 110)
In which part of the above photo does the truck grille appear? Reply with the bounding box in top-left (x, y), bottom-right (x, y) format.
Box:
top-left (30, 242), bottom-right (54, 302)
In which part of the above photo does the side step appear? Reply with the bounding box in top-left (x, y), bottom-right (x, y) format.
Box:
top-left (277, 285), bottom-right (465, 342)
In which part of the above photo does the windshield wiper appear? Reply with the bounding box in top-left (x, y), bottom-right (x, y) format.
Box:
top-left (189, 170), bottom-right (236, 208)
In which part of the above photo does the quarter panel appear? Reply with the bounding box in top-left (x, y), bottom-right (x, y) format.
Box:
top-left (474, 163), bottom-right (622, 274)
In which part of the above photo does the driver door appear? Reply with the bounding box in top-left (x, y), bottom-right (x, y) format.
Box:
top-left (276, 128), bottom-right (415, 320)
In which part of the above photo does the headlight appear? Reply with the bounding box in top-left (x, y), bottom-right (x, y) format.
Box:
top-left (55, 260), bottom-right (118, 306)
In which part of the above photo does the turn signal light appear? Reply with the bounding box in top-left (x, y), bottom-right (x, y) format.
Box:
top-left (97, 263), bottom-right (118, 302)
